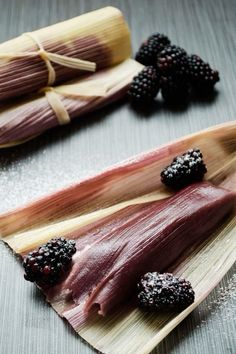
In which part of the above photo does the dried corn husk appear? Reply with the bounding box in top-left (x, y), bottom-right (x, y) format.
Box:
top-left (0, 59), bottom-right (143, 147)
top-left (0, 121), bottom-right (235, 354)
top-left (0, 6), bottom-right (131, 101)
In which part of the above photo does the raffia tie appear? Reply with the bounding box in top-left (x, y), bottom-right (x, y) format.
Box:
top-left (40, 60), bottom-right (134, 125)
top-left (41, 81), bottom-right (108, 125)
top-left (0, 32), bottom-right (96, 86)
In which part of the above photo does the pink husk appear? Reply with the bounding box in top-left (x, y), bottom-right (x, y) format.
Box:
top-left (0, 120), bottom-right (235, 236)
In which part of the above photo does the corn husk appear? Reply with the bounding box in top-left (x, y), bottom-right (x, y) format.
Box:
top-left (0, 59), bottom-right (143, 147)
top-left (0, 121), bottom-right (235, 353)
top-left (0, 6), bottom-right (131, 101)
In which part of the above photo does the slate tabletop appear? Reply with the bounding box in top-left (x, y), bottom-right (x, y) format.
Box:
top-left (0, 0), bottom-right (235, 353)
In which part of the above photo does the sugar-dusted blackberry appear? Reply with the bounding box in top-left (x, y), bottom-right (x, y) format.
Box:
top-left (137, 272), bottom-right (195, 311)
top-left (128, 66), bottom-right (160, 103)
top-left (135, 33), bottom-right (171, 66)
top-left (157, 45), bottom-right (188, 74)
top-left (23, 237), bottom-right (76, 286)
top-left (160, 148), bottom-right (207, 189)
top-left (187, 54), bottom-right (220, 91)
top-left (161, 74), bottom-right (191, 103)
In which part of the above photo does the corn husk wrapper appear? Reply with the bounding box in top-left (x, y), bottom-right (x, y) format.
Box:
top-left (0, 121), bottom-right (235, 354)
top-left (0, 6), bottom-right (131, 101)
top-left (0, 59), bottom-right (143, 147)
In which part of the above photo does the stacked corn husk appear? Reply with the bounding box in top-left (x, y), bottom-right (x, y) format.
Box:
top-left (0, 122), bottom-right (235, 353)
top-left (0, 6), bottom-right (131, 100)
top-left (0, 7), bottom-right (143, 147)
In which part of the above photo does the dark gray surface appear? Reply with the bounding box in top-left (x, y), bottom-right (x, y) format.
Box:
top-left (0, 0), bottom-right (235, 353)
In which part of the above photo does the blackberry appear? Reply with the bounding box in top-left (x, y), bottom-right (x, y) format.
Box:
top-left (137, 272), bottom-right (195, 311)
top-left (128, 66), bottom-right (160, 103)
top-left (23, 237), bottom-right (76, 286)
top-left (160, 148), bottom-right (207, 189)
top-left (135, 33), bottom-right (171, 66)
top-left (161, 74), bottom-right (190, 103)
top-left (187, 55), bottom-right (220, 91)
top-left (157, 45), bottom-right (188, 74)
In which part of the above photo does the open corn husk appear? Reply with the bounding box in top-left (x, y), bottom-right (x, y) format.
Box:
top-left (0, 59), bottom-right (143, 147)
top-left (0, 121), bottom-right (235, 354)
top-left (0, 6), bottom-right (131, 101)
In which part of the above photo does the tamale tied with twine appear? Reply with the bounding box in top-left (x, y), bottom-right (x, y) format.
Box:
top-left (0, 6), bottom-right (131, 101)
top-left (0, 59), bottom-right (144, 147)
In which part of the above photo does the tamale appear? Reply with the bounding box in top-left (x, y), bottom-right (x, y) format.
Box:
top-left (0, 59), bottom-right (143, 147)
top-left (0, 122), bottom-right (235, 354)
top-left (0, 6), bottom-right (131, 101)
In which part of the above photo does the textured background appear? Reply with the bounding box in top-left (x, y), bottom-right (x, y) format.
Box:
top-left (0, 0), bottom-right (235, 353)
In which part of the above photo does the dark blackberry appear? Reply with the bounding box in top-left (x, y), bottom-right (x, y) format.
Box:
top-left (161, 74), bottom-right (191, 103)
top-left (160, 148), bottom-right (207, 189)
top-left (187, 54), bottom-right (220, 91)
top-left (128, 66), bottom-right (160, 103)
top-left (23, 237), bottom-right (76, 286)
top-left (157, 45), bottom-right (188, 74)
top-left (135, 33), bottom-right (171, 66)
top-left (137, 272), bottom-right (195, 311)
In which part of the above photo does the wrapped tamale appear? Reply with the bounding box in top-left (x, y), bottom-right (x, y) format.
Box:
top-left (0, 59), bottom-right (144, 147)
top-left (0, 6), bottom-right (131, 101)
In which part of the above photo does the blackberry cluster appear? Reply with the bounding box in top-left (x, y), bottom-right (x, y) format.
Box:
top-left (128, 66), bottom-right (160, 103)
top-left (23, 237), bottom-right (76, 287)
top-left (131, 32), bottom-right (220, 105)
top-left (187, 54), bottom-right (220, 91)
top-left (135, 33), bottom-right (170, 66)
top-left (160, 148), bottom-right (207, 189)
top-left (137, 272), bottom-right (195, 311)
